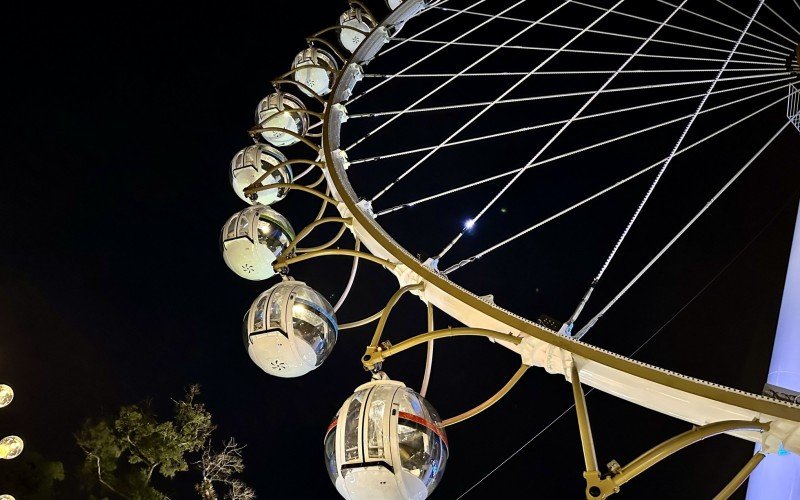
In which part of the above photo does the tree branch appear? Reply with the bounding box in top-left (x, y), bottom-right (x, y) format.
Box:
top-left (78, 443), bottom-right (132, 500)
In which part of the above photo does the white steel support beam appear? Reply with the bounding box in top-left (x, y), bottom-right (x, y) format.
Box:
top-left (747, 199), bottom-right (800, 499)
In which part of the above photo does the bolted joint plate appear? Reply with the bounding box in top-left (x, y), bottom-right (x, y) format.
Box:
top-left (325, 104), bottom-right (348, 151)
top-left (332, 63), bottom-right (364, 103)
top-left (583, 471), bottom-right (619, 500)
top-left (519, 336), bottom-right (573, 378)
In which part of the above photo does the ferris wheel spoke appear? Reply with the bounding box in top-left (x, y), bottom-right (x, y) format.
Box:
top-left (362, 67), bottom-right (780, 79)
top-left (763, 2), bottom-right (800, 38)
top-left (393, 38), bottom-right (786, 64)
top-left (346, 0), bottom-right (527, 107)
top-left (582, 0), bottom-right (766, 305)
top-left (714, 0), bottom-right (797, 47)
top-left (440, 90), bottom-right (789, 275)
top-left (371, 0), bottom-right (696, 206)
top-left (354, 76), bottom-right (790, 168)
top-left (574, 120), bottom-right (792, 340)
top-left (433, 0), bottom-right (765, 260)
top-left (655, 0), bottom-right (790, 50)
top-left (627, 196), bottom-right (795, 362)
top-left (575, 0), bottom-right (790, 54)
top-left (435, 5), bottom-right (790, 58)
top-left (351, 71), bottom-right (789, 120)
top-left (375, 0), bottom-right (485, 59)
top-left (345, 0), bottom-right (567, 152)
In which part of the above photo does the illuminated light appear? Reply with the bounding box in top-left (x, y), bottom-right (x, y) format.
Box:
top-left (0, 495), bottom-right (16, 500)
top-left (0, 385), bottom-right (13, 408)
top-left (0, 436), bottom-right (23, 460)
top-left (464, 219), bottom-right (475, 230)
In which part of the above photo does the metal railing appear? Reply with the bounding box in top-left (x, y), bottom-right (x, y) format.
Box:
top-left (789, 82), bottom-right (800, 133)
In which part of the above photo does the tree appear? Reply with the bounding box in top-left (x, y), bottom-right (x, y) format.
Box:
top-left (75, 385), bottom-right (253, 499)
top-left (195, 439), bottom-right (255, 500)
top-left (0, 451), bottom-right (65, 499)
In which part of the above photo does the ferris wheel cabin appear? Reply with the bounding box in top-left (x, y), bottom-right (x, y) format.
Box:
top-left (220, 206), bottom-right (295, 281)
top-left (339, 6), bottom-right (377, 54)
top-left (292, 46), bottom-right (339, 97)
top-left (325, 378), bottom-right (448, 500)
top-left (255, 91), bottom-right (310, 147)
top-left (230, 144), bottom-right (293, 206)
top-left (243, 280), bottom-right (338, 378)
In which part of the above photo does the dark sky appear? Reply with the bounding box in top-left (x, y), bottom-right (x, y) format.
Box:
top-left (1, 1), bottom-right (799, 499)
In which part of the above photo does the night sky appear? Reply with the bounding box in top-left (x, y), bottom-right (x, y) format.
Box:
top-left (2, 1), bottom-right (800, 499)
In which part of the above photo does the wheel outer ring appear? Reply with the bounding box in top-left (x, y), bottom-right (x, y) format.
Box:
top-left (319, 0), bottom-right (800, 443)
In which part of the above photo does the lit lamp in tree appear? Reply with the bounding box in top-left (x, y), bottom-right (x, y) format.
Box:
top-left (0, 436), bottom-right (23, 460)
top-left (0, 385), bottom-right (12, 408)
top-left (0, 495), bottom-right (15, 500)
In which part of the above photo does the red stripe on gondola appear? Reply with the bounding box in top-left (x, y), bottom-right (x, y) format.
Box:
top-left (397, 411), bottom-right (449, 449)
top-left (326, 418), bottom-right (337, 435)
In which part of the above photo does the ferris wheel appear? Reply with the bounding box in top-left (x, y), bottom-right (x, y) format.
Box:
top-left (220, 0), bottom-right (800, 498)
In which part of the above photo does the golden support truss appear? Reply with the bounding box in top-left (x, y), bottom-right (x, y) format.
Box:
top-left (570, 363), bottom-right (771, 499)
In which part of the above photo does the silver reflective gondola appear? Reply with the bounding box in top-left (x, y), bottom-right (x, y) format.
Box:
top-left (221, 206), bottom-right (295, 281)
top-left (292, 47), bottom-right (339, 97)
top-left (244, 280), bottom-right (338, 378)
top-left (230, 144), bottom-right (293, 206)
top-left (255, 92), bottom-right (309, 147)
top-left (339, 6), bottom-right (377, 54)
top-left (325, 377), bottom-right (448, 500)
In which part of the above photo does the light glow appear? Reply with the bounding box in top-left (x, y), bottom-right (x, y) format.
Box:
top-left (0, 436), bottom-right (23, 460)
top-left (0, 385), bottom-right (13, 408)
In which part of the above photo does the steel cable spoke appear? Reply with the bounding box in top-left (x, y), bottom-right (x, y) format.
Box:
top-left (763, 2), bottom-right (800, 38)
top-left (714, 0), bottom-right (797, 46)
top-left (351, 75), bottom-right (789, 167)
top-left (346, 0), bottom-right (557, 151)
top-left (574, 0), bottom-right (789, 53)
top-left (435, 0), bottom-right (719, 259)
top-left (434, 5), bottom-right (790, 57)
top-left (441, 90), bottom-right (788, 274)
top-left (574, 120), bottom-right (791, 339)
top-left (350, 72), bottom-right (789, 121)
top-left (346, 0), bottom-right (521, 107)
top-left (583, 0), bottom-right (768, 312)
top-left (393, 38), bottom-right (786, 64)
top-left (371, 0), bottom-right (636, 203)
top-left (362, 67), bottom-right (779, 79)
top-left (375, 0), bottom-right (481, 59)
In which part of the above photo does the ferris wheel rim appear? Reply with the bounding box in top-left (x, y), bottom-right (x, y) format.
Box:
top-left (319, 0), bottom-right (800, 427)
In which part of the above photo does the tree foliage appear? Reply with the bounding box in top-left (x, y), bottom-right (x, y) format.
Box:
top-left (75, 385), bottom-right (251, 499)
top-left (0, 451), bottom-right (65, 499)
